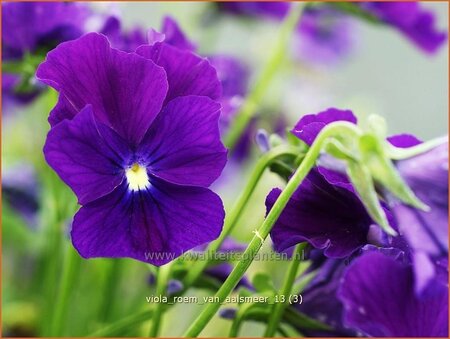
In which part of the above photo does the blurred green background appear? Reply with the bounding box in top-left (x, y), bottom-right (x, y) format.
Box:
top-left (2, 1), bottom-right (448, 337)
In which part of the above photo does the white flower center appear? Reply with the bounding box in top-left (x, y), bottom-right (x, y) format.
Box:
top-left (125, 163), bottom-right (149, 191)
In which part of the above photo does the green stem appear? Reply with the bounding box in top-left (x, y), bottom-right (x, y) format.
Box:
top-left (148, 263), bottom-right (172, 337)
top-left (98, 260), bottom-right (123, 323)
top-left (184, 145), bottom-right (298, 286)
top-left (50, 245), bottom-right (81, 336)
top-left (387, 135), bottom-right (447, 160)
top-left (264, 243), bottom-right (305, 337)
top-left (183, 121), bottom-right (361, 337)
top-left (223, 3), bottom-right (305, 150)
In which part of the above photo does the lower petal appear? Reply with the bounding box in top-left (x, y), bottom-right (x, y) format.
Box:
top-left (71, 179), bottom-right (224, 266)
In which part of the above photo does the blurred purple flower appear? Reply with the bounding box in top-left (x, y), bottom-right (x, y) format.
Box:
top-left (37, 33), bottom-right (227, 265)
top-left (294, 7), bottom-right (356, 66)
top-left (217, 2), bottom-right (289, 19)
top-left (217, 2), bottom-right (356, 65)
top-left (2, 163), bottom-right (40, 227)
top-left (358, 2), bottom-right (447, 54)
top-left (2, 2), bottom-right (91, 107)
top-left (338, 251), bottom-right (448, 337)
top-left (208, 55), bottom-right (257, 161)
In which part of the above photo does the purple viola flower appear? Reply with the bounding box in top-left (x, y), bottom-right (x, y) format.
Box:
top-left (294, 7), bottom-right (356, 66)
top-left (266, 167), bottom-right (382, 258)
top-left (388, 135), bottom-right (448, 293)
top-left (338, 251), bottom-right (448, 337)
top-left (2, 2), bottom-right (91, 107)
top-left (217, 3), bottom-right (356, 65)
top-left (358, 2), bottom-right (447, 54)
top-left (37, 33), bottom-right (227, 265)
top-left (208, 55), bottom-right (255, 161)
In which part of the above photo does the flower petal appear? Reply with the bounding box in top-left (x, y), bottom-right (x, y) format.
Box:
top-left (48, 93), bottom-right (78, 127)
top-left (267, 169), bottom-right (372, 258)
top-left (44, 105), bottom-right (130, 205)
top-left (291, 108), bottom-right (356, 145)
top-left (387, 133), bottom-right (422, 148)
top-left (36, 33), bottom-right (168, 145)
top-left (338, 251), bottom-right (448, 337)
top-left (71, 179), bottom-right (225, 266)
top-left (136, 42), bottom-right (220, 104)
top-left (138, 96), bottom-right (227, 187)
top-left (160, 16), bottom-right (197, 51)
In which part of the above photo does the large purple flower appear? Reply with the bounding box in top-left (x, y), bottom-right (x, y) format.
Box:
top-left (37, 33), bottom-right (227, 265)
top-left (2, 2), bottom-right (91, 107)
top-left (338, 251), bottom-right (448, 337)
top-left (358, 2), bottom-right (447, 54)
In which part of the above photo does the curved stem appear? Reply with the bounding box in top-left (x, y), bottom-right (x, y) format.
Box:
top-left (387, 135), bottom-right (448, 160)
top-left (183, 121), bottom-right (361, 337)
top-left (224, 3), bottom-right (305, 150)
top-left (264, 243), bottom-right (305, 337)
top-left (148, 263), bottom-right (172, 337)
top-left (184, 145), bottom-right (298, 286)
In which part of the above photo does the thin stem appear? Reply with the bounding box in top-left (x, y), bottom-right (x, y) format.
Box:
top-left (184, 145), bottom-right (298, 286)
top-left (264, 243), bottom-right (306, 337)
top-left (224, 3), bottom-right (305, 150)
top-left (148, 263), bottom-right (172, 337)
top-left (183, 121), bottom-right (361, 337)
top-left (387, 135), bottom-right (447, 160)
top-left (49, 245), bottom-right (81, 336)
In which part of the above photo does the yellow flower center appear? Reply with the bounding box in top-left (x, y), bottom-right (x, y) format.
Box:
top-left (125, 163), bottom-right (149, 191)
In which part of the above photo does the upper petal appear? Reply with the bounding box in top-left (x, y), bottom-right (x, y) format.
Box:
top-left (138, 95), bottom-right (227, 187)
top-left (136, 42), bottom-right (221, 104)
top-left (291, 108), bottom-right (357, 145)
top-left (338, 251), bottom-right (448, 337)
top-left (71, 178), bottom-right (225, 266)
top-left (36, 33), bottom-right (168, 145)
top-left (43, 105), bottom-right (130, 205)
